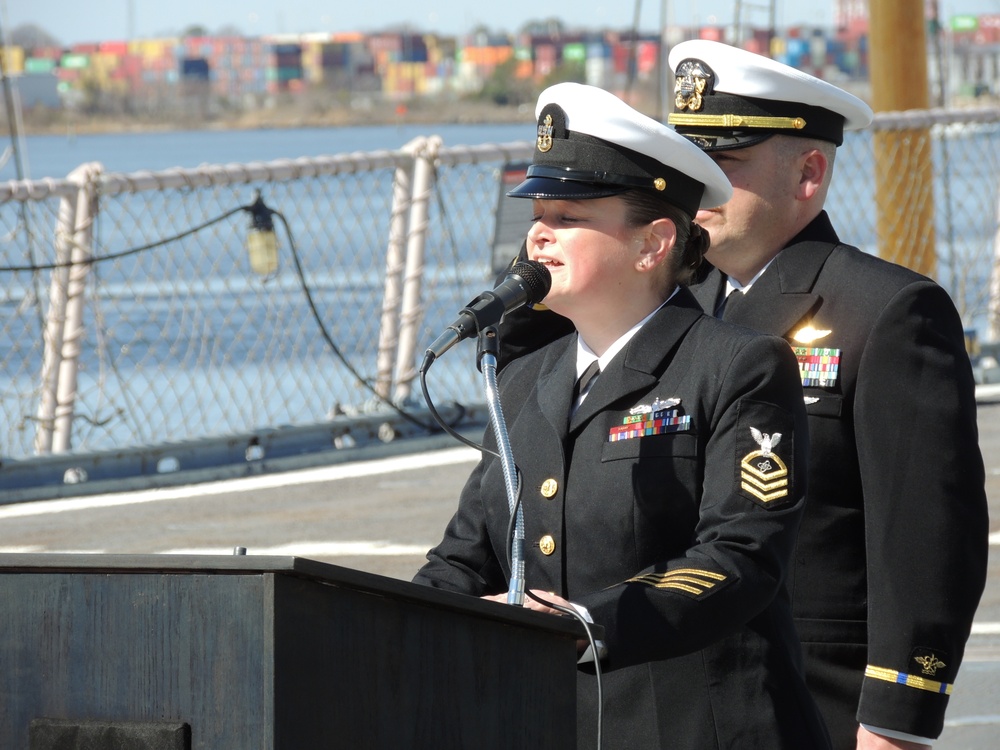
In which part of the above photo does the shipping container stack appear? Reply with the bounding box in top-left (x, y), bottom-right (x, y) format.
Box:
top-left (5, 13), bottom-right (998, 116)
top-left (264, 36), bottom-right (304, 95)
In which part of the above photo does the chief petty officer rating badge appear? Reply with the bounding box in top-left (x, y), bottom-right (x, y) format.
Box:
top-left (740, 427), bottom-right (790, 505)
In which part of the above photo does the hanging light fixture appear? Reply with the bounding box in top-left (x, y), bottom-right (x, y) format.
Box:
top-left (246, 190), bottom-right (279, 277)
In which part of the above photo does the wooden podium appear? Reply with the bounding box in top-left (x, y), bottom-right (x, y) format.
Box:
top-left (0, 554), bottom-right (582, 749)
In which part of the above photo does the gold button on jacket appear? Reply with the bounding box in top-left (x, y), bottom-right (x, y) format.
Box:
top-left (538, 534), bottom-right (556, 555)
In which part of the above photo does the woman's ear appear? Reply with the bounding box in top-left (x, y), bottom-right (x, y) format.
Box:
top-left (636, 218), bottom-right (676, 272)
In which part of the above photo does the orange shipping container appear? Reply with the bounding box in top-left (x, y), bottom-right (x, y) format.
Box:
top-left (462, 45), bottom-right (513, 66)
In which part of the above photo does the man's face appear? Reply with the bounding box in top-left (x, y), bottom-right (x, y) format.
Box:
top-left (696, 137), bottom-right (802, 280)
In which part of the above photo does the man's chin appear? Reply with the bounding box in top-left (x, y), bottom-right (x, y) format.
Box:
top-left (703, 245), bottom-right (730, 267)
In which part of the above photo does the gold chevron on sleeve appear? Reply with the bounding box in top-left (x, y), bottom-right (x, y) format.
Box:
top-left (740, 450), bottom-right (789, 503)
top-left (627, 568), bottom-right (727, 597)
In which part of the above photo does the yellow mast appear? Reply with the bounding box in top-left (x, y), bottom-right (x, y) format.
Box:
top-left (869, 0), bottom-right (937, 276)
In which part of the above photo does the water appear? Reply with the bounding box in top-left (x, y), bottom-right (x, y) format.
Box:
top-left (1, 123), bottom-right (534, 456)
top-left (17, 123), bottom-right (531, 181)
top-left (3, 122), bottom-right (997, 457)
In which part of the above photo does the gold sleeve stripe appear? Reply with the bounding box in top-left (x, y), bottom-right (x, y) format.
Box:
top-left (656, 582), bottom-right (704, 595)
top-left (656, 568), bottom-right (727, 581)
top-left (667, 113), bottom-right (807, 130)
top-left (627, 568), bottom-right (728, 596)
top-left (864, 665), bottom-right (954, 695)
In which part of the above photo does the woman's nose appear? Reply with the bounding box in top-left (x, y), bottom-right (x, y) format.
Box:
top-left (527, 220), bottom-right (551, 247)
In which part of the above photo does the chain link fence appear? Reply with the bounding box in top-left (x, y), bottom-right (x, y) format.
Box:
top-left (0, 108), bottom-right (998, 489)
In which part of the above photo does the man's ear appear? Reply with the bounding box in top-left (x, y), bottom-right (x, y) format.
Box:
top-left (798, 148), bottom-right (828, 201)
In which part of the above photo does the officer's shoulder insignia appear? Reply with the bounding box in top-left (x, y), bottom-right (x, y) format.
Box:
top-left (740, 425), bottom-right (790, 507)
top-left (627, 566), bottom-right (731, 599)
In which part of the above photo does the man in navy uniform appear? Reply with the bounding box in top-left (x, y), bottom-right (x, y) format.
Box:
top-left (664, 40), bottom-right (990, 749)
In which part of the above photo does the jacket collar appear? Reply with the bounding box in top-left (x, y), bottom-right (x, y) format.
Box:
top-left (563, 289), bottom-right (704, 432)
top-left (690, 211), bottom-right (841, 335)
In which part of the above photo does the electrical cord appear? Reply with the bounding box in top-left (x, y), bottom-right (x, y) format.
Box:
top-left (0, 205), bottom-right (248, 272)
top-left (269, 205), bottom-right (448, 432)
top-left (502, 473), bottom-right (604, 750)
top-left (5, 191), bottom-right (474, 435)
top-left (417, 272), bottom-right (604, 750)
top-left (419, 351), bottom-right (497, 457)
top-left (525, 589), bottom-right (604, 750)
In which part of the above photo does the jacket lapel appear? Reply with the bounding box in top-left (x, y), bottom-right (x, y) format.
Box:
top-left (688, 263), bottom-right (726, 316)
top-left (537, 338), bottom-right (578, 439)
top-left (691, 215), bottom-right (841, 338)
top-left (569, 290), bottom-right (704, 432)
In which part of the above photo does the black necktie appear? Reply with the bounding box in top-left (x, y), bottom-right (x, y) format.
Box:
top-left (717, 289), bottom-right (744, 320)
top-left (573, 360), bottom-right (601, 401)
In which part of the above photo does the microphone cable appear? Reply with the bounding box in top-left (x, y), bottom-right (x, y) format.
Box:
top-left (422, 348), bottom-right (605, 749)
top-left (271, 206), bottom-right (452, 432)
top-left (504, 474), bottom-right (605, 750)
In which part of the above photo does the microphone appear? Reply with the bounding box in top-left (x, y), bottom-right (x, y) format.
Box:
top-left (425, 260), bottom-right (551, 360)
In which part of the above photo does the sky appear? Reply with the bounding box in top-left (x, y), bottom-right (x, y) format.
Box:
top-left (6, 0), bottom-right (1000, 46)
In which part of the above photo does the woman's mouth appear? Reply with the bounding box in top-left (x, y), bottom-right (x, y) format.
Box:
top-left (534, 256), bottom-right (563, 268)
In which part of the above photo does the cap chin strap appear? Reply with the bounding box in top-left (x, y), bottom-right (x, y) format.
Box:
top-left (668, 112), bottom-right (807, 131)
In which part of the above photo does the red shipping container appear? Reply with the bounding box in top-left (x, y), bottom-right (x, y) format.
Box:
top-left (99, 41), bottom-right (128, 55)
top-left (611, 43), bottom-right (630, 74)
top-left (121, 54), bottom-right (142, 74)
top-left (34, 46), bottom-right (64, 60)
top-left (637, 41), bottom-right (658, 74)
top-left (535, 44), bottom-right (556, 63)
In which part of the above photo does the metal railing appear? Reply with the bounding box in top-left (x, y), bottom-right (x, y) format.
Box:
top-left (0, 107), bottom-right (998, 495)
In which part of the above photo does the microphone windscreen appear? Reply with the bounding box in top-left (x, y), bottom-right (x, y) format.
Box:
top-left (509, 260), bottom-right (551, 304)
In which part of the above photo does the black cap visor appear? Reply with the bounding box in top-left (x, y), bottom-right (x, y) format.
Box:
top-left (675, 130), bottom-right (774, 152)
top-left (507, 165), bottom-right (633, 200)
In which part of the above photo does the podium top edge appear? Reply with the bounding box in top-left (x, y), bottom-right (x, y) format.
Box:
top-left (0, 552), bottom-right (321, 575)
top-left (0, 553), bottom-right (590, 638)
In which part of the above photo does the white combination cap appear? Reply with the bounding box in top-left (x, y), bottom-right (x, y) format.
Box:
top-left (667, 39), bottom-right (873, 151)
top-left (507, 82), bottom-right (732, 213)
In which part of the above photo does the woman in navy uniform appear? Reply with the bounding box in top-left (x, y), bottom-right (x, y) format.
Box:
top-left (414, 83), bottom-right (831, 749)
